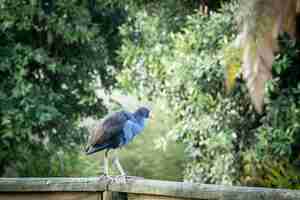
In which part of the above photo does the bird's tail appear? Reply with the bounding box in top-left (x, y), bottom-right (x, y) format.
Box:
top-left (85, 146), bottom-right (93, 155)
top-left (85, 143), bottom-right (110, 155)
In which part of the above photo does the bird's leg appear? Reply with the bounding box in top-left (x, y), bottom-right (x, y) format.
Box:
top-left (104, 149), bottom-right (109, 176)
top-left (112, 150), bottom-right (126, 176)
top-left (112, 150), bottom-right (127, 183)
top-left (112, 150), bottom-right (144, 181)
top-left (98, 149), bottom-right (114, 182)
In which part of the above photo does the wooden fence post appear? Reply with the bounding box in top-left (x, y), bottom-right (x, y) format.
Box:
top-left (103, 191), bottom-right (127, 200)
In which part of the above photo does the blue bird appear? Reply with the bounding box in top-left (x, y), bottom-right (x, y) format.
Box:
top-left (85, 107), bottom-right (151, 177)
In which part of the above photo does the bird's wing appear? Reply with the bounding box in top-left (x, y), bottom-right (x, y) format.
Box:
top-left (87, 111), bottom-right (131, 147)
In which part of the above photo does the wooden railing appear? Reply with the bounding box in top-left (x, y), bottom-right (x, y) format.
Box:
top-left (0, 177), bottom-right (300, 200)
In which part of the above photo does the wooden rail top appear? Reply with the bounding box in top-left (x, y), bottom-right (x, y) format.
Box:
top-left (0, 177), bottom-right (300, 200)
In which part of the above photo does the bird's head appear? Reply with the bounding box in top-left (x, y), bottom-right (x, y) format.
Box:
top-left (134, 106), bottom-right (151, 119)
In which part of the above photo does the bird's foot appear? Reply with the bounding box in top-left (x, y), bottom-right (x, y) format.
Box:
top-left (112, 175), bottom-right (128, 184)
top-left (112, 175), bottom-right (144, 184)
top-left (97, 174), bottom-right (114, 183)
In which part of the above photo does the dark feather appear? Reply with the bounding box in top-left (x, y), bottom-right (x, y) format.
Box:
top-left (86, 111), bottom-right (131, 153)
top-left (85, 143), bottom-right (110, 155)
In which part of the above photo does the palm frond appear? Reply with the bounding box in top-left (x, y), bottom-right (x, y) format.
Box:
top-left (236, 0), bottom-right (297, 113)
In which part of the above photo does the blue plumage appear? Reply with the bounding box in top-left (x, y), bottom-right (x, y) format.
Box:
top-left (85, 107), bottom-right (150, 155)
top-left (85, 107), bottom-right (151, 177)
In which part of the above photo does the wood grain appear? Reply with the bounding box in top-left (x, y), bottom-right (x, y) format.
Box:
top-left (0, 177), bottom-right (107, 192)
top-left (0, 192), bottom-right (101, 200)
top-left (109, 179), bottom-right (300, 200)
top-left (128, 193), bottom-right (203, 200)
top-left (1, 177), bottom-right (300, 200)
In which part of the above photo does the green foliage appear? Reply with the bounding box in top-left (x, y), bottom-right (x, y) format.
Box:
top-left (118, 0), bottom-right (300, 187)
top-left (2, 0), bottom-right (299, 186)
top-left (253, 34), bottom-right (300, 161)
top-left (223, 45), bottom-right (242, 91)
top-left (0, 0), bottom-right (126, 176)
top-left (242, 158), bottom-right (300, 189)
top-left (118, 3), bottom-right (241, 184)
top-left (237, 34), bottom-right (300, 188)
top-left (14, 150), bottom-right (98, 177)
top-left (0, 0), bottom-right (227, 178)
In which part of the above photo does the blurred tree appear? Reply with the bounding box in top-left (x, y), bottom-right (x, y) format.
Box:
top-left (227, 0), bottom-right (298, 113)
top-left (0, 0), bottom-right (226, 178)
top-left (0, 0), bottom-right (127, 176)
top-left (117, 0), bottom-right (300, 187)
top-left (117, 3), bottom-right (239, 184)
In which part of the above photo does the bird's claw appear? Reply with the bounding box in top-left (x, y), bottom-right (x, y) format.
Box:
top-left (113, 175), bottom-right (127, 184)
top-left (97, 174), bottom-right (131, 184)
top-left (112, 175), bottom-right (144, 184)
top-left (97, 174), bottom-right (145, 184)
top-left (97, 174), bottom-right (114, 183)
